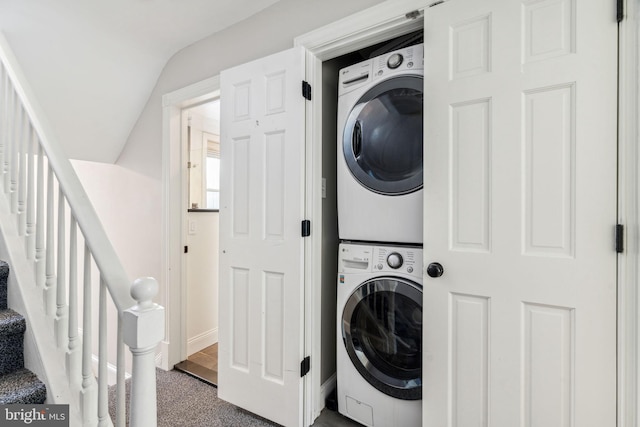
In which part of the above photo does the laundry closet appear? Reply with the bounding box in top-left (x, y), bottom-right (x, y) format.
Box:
top-left (214, 1), bottom-right (620, 426)
top-left (318, 31), bottom-right (425, 427)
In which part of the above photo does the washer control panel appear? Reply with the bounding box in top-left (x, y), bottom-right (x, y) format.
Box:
top-left (339, 243), bottom-right (422, 279)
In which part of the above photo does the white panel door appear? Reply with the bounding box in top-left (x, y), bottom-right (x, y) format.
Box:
top-left (218, 47), bottom-right (306, 427)
top-left (423, 1), bottom-right (617, 426)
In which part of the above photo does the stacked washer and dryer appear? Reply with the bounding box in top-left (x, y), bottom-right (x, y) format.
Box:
top-left (336, 43), bottom-right (424, 427)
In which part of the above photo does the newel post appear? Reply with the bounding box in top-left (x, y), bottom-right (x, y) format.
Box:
top-left (123, 277), bottom-right (165, 427)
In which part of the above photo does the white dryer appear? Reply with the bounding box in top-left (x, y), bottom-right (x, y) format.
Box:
top-left (337, 44), bottom-right (424, 244)
top-left (337, 242), bottom-right (422, 427)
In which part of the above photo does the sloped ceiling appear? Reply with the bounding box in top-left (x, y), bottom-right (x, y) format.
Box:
top-left (0, 0), bottom-right (280, 163)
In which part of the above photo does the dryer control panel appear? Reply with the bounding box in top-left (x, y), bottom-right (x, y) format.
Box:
top-left (339, 243), bottom-right (422, 279)
top-left (372, 43), bottom-right (424, 80)
top-left (338, 43), bottom-right (424, 96)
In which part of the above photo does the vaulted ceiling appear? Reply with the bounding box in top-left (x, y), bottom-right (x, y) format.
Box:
top-left (0, 0), bottom-right (280, 163)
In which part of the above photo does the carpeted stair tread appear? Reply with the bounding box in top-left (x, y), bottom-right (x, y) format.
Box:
top-left (0, 368), bottom-right (46, 404)
top-left (0, 309), bottom-right (27, 335)
top-left (0, 309), bottom-right (25, 375)
top-left (0, 260), bottom-right (8, 310)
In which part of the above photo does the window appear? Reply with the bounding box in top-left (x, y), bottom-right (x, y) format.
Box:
top-left (205, 144), bottom-right (220, 209)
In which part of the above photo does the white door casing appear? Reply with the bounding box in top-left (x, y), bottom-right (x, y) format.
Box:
top-left (218, 47), bottom-right (306, 427)
top-left (423, 0), bottom-right (617, 426)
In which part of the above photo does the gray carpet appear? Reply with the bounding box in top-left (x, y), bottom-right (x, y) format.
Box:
top-left (109, 368), bottom-right (278, 426)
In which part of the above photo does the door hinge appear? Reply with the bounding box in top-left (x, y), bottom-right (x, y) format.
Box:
top-left (300, 356), bottom-right (310, 377)
top-left (184, 245), bottom-right (189, 254)
top-left (302, 220), bottom-right (311, 237)
top-left (616, 224), bottom-right (624, 253)
top-left (617, 0), bottom-right (624, 22)
top-left (302, 81), bottom-right (312, 100)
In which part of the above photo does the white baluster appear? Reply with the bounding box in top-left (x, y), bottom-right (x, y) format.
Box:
top-left (4, 86), bottom-right (13, 194)
top-left (25, 124), bottom-right (35, 258)
top-left (35, 145), bottom-right (44, 287)
top-left (66, 216), bottom-right (79, 384)
top-left (17, 105), bottom-right (27, 236)
top-left (10, 100), bottom-right (21, 214)
top-left (55, 187), bottom-right (67, 348)
top-left (116, 316), bottom-right (126, 427)
top-left (123, 277), bottom-right (164, 427)
top-left (0, 67), bottom-right (5, 185)
top-left (44, 165), bottom-right (55, 315)
top-left (80, 244), bottom-right (97, 426)
top-left (98, 277), bottom-right (109, 427)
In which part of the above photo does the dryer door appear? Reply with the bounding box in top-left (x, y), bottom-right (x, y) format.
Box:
top-left (342, 277), bottom-right (422, 400)
top-left (343, 75), bottom-right (423, 195)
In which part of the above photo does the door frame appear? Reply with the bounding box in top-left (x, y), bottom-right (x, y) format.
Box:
top-left (161, 0), bottom-right (639, 425)
top-left (293, 2), bottom-right (424, 421)
top-left (161, 75), bottom-right (220, 369)
top-left (617, 0), bottom-right (638, 424)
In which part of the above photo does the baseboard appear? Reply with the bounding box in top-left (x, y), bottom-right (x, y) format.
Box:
top-left (187, 328), bottom-right (218, 355)
top-left (92, 355), bottom-right (131, 386)
top-left (320, 374), bottom-right (337, 408)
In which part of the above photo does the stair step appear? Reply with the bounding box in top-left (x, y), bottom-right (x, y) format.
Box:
top-left (0, 260), bottom-right (8, 310)
top-left (0, 369), bottom-right (46, 404)
top-left (0, 309), bottom-right (25, 375)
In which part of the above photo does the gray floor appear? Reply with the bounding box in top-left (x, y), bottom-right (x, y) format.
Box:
top-left (312, 409), bottom-right (362, 427)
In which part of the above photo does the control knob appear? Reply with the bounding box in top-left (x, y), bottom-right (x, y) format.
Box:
top-left (387, 53), bottom-right (403, 69)
top-left (387, 252), bottom-right (403, 269)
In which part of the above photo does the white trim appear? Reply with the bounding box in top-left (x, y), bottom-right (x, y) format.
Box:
top-left (294, 0), bottom-right (426, 61)
top-left (161, 77), bottom-right (220, 370)
top-left (319, 374), bottom-right (337, 407)
top-left (162, 75), bottom-right (221, 107)
top-left (187, 328), bottom-right (218, 356)
top-left (618, 1), bottom-right (639, 426)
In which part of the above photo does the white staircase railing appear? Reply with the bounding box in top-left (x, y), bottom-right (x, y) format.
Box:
top-left (0, 32), bottom-right (164, 426)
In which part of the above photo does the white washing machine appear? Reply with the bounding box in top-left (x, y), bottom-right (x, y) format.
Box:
top-left (337, 242), bottom-right (422, 427)
top-left (337, 44), bottom-right (424, 244)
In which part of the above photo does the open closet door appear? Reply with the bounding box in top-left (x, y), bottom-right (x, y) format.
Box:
top-left (218, 47), bottom-right (306, 427)
top-left (423, 0), bottom-right (618, 426)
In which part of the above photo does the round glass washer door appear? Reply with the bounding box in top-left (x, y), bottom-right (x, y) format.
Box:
top-left (342, 277), bottom-right (422, 400)
top-left (343, 75), bottom-right (423, 196)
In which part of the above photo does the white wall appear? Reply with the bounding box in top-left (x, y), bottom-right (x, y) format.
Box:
top-left (110, 0), bottom-right (384, 314)
top-left (71, 160), bottom-right (161, 283)
top-left (186, 211), bottom-right (219, 355)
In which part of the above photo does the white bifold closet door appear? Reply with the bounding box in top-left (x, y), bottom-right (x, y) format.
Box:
top-left (423, 0), bottom-right (618, 426)
top-left (218, 47), bottom-right (306, 427)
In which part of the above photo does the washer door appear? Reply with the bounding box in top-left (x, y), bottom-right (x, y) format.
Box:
top-left (342, 277), bottom-right (422, 400)
top-left (343, 75), bottom-right (423, 195)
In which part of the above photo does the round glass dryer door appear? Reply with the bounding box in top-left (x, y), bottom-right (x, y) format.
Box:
top-left (343, 75), bottom-right (423, 195)
top-left (342, 277), bottom-right (422, 400)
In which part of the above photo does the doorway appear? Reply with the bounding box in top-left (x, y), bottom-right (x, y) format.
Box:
top-left (173, 98), bottom-right (221, 385)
